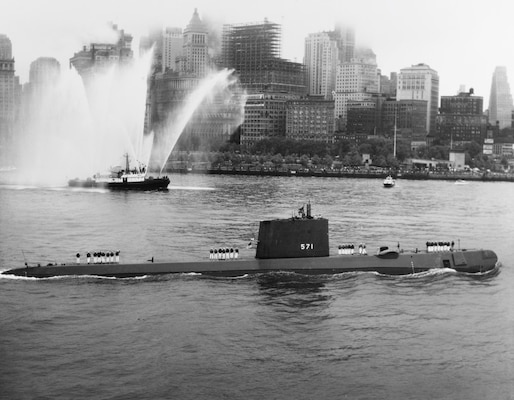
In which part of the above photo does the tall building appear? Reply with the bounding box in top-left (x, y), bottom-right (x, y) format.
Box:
top-left (333, 24), bottom-right (355, 63)
top-left (162, 27), bottom-right (183, 72)
top-left (182, 9), bottom-right (208, 77)
top-left (23, 57), bottom-right (61, 120)
top-left (222, 19), bottom-right (305, 145)
top-left (304, 32), bottom-right (338, 99)
top-left (29, 57), bottom-right (60, 85)
top-left (0, 34), bottom-right (20, 164)
top-left (334, 56), bottom-right (380, 128)
top-left (222, 19), bottom-right (306, 95)
top-left (303, 25), bottom-right (355, 99)
top-left (397, 63), bottom-right (439, 135)
top-left (437, 89), bottom-right (487, 145)
top-left (488, 66), bottom-right (513, 130)
top-left (149, 10), bottom-right (244, 153)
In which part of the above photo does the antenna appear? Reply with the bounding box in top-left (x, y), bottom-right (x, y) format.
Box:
top-left (21, 249), bottom-right (28, 266)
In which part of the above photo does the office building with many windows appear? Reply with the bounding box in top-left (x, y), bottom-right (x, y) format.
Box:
top-left (162, 27), bottom-right (183, 73)
top-left (437, 89), bottom-right (487, 146)
top-left (333, 56), bottom-right (380, 128)
top-left (304, 32), bottom-right (338, 99)
top-left (397, 63), bottom-right (439, 135)
top-left (285, 96), bottom-right (335, 142)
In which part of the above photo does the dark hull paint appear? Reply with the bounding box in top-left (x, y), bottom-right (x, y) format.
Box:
top-left (68, 177), bottom-right (170, 190)
top-left (2, 249), bottom-right (498, 278)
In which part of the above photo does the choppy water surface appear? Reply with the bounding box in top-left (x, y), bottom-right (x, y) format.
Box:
top-left (1, 174), bottom-right (513, 399)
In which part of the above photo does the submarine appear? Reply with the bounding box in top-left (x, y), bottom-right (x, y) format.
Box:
top-left (2, 204), bottom-right (499, 278)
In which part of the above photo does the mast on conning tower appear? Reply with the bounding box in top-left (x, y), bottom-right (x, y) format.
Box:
top-left (124, 153), bottom-right (130, 172)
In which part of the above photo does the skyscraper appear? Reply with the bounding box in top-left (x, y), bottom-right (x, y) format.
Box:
top-left (334, 24), bottom-right (355, 63)
top-left (488, 66), bottom-right (513, 130)
top-left (182, 9), bottom-right (208, 77)
top-left (22, 57), bottom-right (61, 120)
top-left (29, 57), bottom-right (60, 85)
top-left (397, 63), bottom-right (439, 135)
top-left (303, 25), bottom-right (355, 100)
top-left (0, 34), bottom-right (20, 164)
top-left (222, 19), bottom-right (306, 145)
top-left (162, 27), bottom-right (183, 72)
top-left (304, 32), bottom-right (338, 99)
top-left (222, 19), bottom-right (305, 95)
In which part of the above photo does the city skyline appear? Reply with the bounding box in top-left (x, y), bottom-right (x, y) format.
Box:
top-left (1, 0), bottom-right (514, 105)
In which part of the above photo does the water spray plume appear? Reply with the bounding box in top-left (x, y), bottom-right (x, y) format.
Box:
top-left (153, 68), bottom-right (242, 174)
top-left (13, 50), bottom-right (154, 186)
top-left (10, 53), bottom-right (243, 187)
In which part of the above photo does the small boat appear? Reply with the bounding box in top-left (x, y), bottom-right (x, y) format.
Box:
top-left (383, 175), bottom-right (395, 188)
top-left (455, 179), bottom-right (468, 185)
top-left (68, 154), bottom-right (169, 190)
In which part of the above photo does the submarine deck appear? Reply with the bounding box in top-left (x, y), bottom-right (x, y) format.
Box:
top-left (2, 249), bottom-right (498, 278)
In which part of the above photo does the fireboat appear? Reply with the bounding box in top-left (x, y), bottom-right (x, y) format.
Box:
top-left (68, 154), bottom-right (169, 190)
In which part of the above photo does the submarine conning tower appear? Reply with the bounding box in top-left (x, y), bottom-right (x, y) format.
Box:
top-left (256, 203), bottom-right (329, 259)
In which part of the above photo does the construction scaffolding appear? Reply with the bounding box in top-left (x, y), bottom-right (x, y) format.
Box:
top-left (221, 20), bottom-right (305, 95)
top-left (222, 19), bottom-right (282, 69)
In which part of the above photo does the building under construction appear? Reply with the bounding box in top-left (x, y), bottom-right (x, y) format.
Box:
top-left (222, 20), bottom-right (306, 95)
top-left (222, 20), bottom-right (306, 145)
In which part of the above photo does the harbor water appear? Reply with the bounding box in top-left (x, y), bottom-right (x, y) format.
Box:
top-left (1, 174), bottom-right (513, 399)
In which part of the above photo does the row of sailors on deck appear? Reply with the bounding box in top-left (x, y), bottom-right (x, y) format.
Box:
top-left (426, 241), bottom-right (454, 252)
top-left (338, 243), bottom-right (367, 255)
top-left (210, 248), bottom-right (239, 260)
top-left (76, 251), bottom-right (120, 264)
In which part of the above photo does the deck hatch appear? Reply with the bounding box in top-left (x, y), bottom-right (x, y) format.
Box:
top-left (452, 252), bottom-right (467, 266)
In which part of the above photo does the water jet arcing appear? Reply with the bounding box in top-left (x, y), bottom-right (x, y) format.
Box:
top-left (13, 50), bottom-right (154, 187)
top-left (150, 68), bottom-right (245, 174)
top-left (11, 54), bottom-right (244, 187)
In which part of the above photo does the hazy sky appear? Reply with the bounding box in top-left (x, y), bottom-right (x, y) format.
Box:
top-left (2, 0), bottom-right (513, 105)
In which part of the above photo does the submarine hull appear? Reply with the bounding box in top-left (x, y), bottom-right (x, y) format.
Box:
top-left (2, 249), bottom-right (498, 278)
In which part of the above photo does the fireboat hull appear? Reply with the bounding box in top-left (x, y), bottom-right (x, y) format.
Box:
top-left (68, 177), bottom-right (170, 190)
top-left (2, 249), bottom-right (498, 278)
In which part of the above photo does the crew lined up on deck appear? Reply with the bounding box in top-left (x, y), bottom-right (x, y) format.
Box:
top-left (210, 248), bottom-right (239, 260)
top-left (75, 251), bottom-right (120, 264)
top-left (337, 243), bottom-right (367, 255)
top-left (426, 241), bottom-right (454, 252)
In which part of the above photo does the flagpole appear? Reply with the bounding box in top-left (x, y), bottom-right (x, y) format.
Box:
top-left (393, 111), bottom-right (397, 158)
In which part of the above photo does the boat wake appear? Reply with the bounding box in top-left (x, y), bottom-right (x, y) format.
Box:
top-left (1, 264), bottom-right (501, 284)
top-left (0, 183), bottom-right (109, 194)
top-left (167, 185), bottom-right (215, 191)
top-left (68, 187), bottom-right (110, 194)
top-left (0, 184), bottom-right (44, 191)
